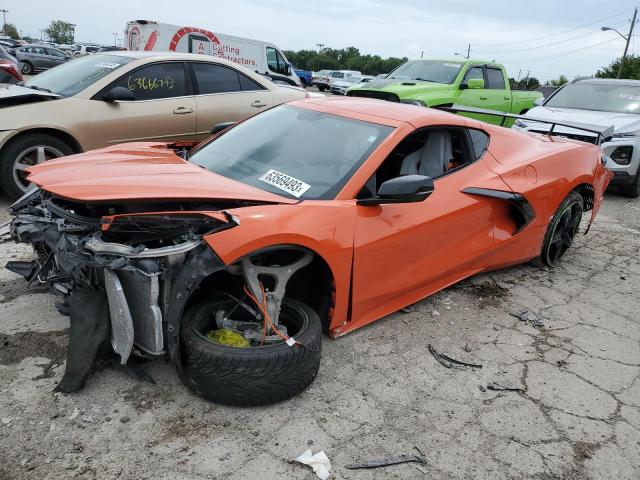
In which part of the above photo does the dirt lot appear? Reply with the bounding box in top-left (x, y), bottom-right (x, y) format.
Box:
top-left (0, 191), bottom-right (639, 480)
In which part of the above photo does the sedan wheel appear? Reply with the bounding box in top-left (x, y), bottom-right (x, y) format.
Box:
top-left (1, 134), bottom-right (75, 199)
top-left (20, 62), bottom-right (33, 74)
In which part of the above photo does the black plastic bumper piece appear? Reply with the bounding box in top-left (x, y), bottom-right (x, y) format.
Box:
top-left (462, 187), bottom-right (536, 234)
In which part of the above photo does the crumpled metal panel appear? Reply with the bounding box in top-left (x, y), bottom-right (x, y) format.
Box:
top-left (104, 269), bottom-right (134, 365)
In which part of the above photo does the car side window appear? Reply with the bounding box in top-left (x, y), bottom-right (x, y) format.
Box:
top-left (266, 47), bottom-right (287, 75)
top-left (110, 62), bottom-right (187, 101)
top-left (358, 127), bottom-right (478, 198)
top-left (192, 63), bottom-right (241, 94)
top-left (463, 66), bottom-right (484, 85)
top-left (239, 73), bottom-right (265, 91)
top-left (469, 129), bottom-right (490, 159)
top-left (486, 68), bottom-right (505, 89)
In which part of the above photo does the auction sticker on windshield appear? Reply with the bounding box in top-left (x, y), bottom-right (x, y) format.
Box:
top-left (259, 169), bottom-right (310, 198)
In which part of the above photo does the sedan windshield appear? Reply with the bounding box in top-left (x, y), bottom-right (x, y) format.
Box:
top-left (23, 54), bottom-right (133, 97)
top-left (190, 106), bottom-right (393, 200)
top-left (388, 60), bottom-right (463, 84)
top-left (545, 82), bottom-right (640, 114)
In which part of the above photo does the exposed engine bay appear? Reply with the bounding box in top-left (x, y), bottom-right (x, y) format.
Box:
top-left (2, 188), bottom-right (314, 392)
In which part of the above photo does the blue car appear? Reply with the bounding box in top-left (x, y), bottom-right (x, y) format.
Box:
top-left (293, 67), bottom-right (312, 87)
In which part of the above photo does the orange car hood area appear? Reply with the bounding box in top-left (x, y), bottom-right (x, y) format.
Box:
top-left (25, 143), bottom-right (296, 204)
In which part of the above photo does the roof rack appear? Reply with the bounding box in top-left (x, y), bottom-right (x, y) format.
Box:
top-left (434, 105), bottom-right (614, 145)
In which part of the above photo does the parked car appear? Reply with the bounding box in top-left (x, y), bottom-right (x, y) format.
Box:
top-left (125, 20), bottom-right (302, 86)
top-left (0, 51), bottom-right (308, 198)
top-left (330, 75), bottom-right (372, 95)
top-left (0, 45), bottom-right (22, 83)
top-left (15, 45), bottom-right (69, 74)
top-left (514, 78), bottom-right (640, 198)
top-left (0, 39), bottom-right (20, 55)
top-left (3, 97), bottom-right (611, 405)
top-left (293, 67), bottom-right (312, 87)
top-left (311, 69), bottom-right (331, 88)
top-left (97, 46), bottom-right (127, 53)
top-left (73, 44), bottom-right (101, 57)
top-left (314, 70), bottom-right (362, 91)
top-left (347, 59), bottom-right (542, 125)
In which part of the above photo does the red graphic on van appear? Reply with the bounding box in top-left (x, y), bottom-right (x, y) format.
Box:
top-left (169, 27), bottom-right (221, 52)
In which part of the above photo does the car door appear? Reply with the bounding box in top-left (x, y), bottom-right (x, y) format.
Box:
top-left (350, 126), bottom-right (510, 323)
top-left (458, 65), bottom-right (488, 109)
top-left (86, 61), bottom-right (196, 149)
top-left (483, 67), bottom-right (511, 112)
top-left (189, 61), bottom-right (273, 141)
top-left (45, 48), bottom-right (67, 67)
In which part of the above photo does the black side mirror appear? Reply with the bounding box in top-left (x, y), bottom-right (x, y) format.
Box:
top-left (102, 86), bottom-right (135, 102)
top-left (210, 122), bottom-right (236, 135)
top-left (358, 175), bottom-right (435, 206)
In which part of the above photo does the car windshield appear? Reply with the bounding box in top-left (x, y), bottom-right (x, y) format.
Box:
top-left (343, 76), bottom-right (361, 83)
top-left (190, 105), bottom-right (393, 200)
top-left (388, 60), bottom-right (464, 84)
top-left (544, 82), bottom-right (640, 114)
top-left (23, 54), bottom-right (133, 97)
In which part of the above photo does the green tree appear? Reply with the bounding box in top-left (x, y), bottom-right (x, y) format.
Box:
top-left (44, 20), bottom-right (75, 44)
top-left (2, 23), bottom-right (19, 40)
top-left (550, 75), bottom-right (569, 87)
top-left (283, 47), bottom-right (405, 75)
top-left (596, 55), bottom-right (640, 80)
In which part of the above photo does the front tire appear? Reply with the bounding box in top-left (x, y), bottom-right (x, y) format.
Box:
top-left (180, 296), bottom-right (322, 406)
top-left (318, 85), bottom-right (326, 92)
top-left (0, 134), bottom-right (75, 199)
top-left (535, 191), bottom-right (583, 267)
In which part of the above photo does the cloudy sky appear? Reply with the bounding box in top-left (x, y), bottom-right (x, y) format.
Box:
top-left (6, 0), bottom-right (638, 81)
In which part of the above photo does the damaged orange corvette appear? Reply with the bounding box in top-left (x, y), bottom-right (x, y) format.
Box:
top-left (2, 98), bottom-right (612, 405)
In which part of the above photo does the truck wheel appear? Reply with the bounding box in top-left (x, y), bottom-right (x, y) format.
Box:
top-left (534, 191), bottom-right (583, 267)
top-left (318, 85), bottom-right (326, 92)
top-left (620, 171), bottom-right (640, 198)
top-left (180, 296), bottom-right (322, 406)
top-left (0, 134), bottom-right (75, 199)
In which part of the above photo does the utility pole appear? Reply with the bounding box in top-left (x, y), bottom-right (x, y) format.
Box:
top-left (618, 7), bottom-right (637, 79)
top-left (113, 32), bottom-right (118, 45)
top-left (0, 9), bottom-right (8, 34)
top-left (316, 43), bottom-right (324, 71)
top-left (523, 70), bottom-right (530, 89)
top-left (466, 43), bottom-right (471, 59)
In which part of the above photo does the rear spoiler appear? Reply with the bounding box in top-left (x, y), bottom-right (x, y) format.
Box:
top-left (435, 105), bottom-right (614, 145)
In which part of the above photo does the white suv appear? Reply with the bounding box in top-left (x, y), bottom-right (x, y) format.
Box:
top-left (514, 78), bottom-right (640, 198)
top-left (314, 70), bottom-right (362, 92)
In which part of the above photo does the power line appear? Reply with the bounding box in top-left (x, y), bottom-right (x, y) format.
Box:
top-left (475, 20), bottom-right (628, 53)
top-left (474, 7), bottom-right (635, 46)
top-left (500, 37), bottom-right (620, 64)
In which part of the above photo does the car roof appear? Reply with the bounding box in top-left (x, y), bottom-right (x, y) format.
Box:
top-left (573, 77), bottom-right (640, 86)
top-left (290, 97), bottom-right (466, 127)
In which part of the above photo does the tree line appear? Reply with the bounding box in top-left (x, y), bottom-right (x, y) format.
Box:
top-left (283, 46), bottom-right (407, 75)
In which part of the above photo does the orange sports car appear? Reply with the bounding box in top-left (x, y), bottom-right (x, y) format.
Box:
top-left (3, 97), bottom-right (612, 406)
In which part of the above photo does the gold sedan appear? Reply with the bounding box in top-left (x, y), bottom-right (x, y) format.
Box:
top-left (0, 51), bottom-right (308, 198)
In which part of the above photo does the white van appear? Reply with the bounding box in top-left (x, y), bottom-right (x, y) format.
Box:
top-left (125, 20), bottom-right (301, 86)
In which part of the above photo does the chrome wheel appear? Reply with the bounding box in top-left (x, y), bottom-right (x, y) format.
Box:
top-left (13, 145), bottom-right (65, 193)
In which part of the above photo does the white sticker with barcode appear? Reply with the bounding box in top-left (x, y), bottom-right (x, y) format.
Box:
top-left (259, 169), bottom-right (310, 198)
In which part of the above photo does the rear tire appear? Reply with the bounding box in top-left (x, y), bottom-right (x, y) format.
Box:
top-left (318, 85), bottom-right (326, 92)
top-left (180, 296), bottom-right (322, 406)
top-left (0, 134), bottom-right (75, 199)
top-left (534, 191), bottom-right (583, 267)
top-left (619, 171), bottom-right (640, 198)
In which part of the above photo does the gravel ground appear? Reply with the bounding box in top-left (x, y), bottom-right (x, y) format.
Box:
top-left (0, 191), bottom-right (639, 480)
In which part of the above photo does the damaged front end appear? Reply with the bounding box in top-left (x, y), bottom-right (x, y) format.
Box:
top-left (4, 188), bottom-right (237, 391)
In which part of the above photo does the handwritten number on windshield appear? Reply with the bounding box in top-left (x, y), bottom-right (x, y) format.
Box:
top-left (127, 75), bottom-right (175, 91)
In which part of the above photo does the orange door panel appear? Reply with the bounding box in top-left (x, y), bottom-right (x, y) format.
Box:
top-left (349, 159), bottom-right (511, 331)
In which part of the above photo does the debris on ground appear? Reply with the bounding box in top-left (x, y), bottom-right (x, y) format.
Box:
top-left (346, 453), bottom-right (427, 470)
top-left (511, 310), bottom-right (544, 328)
top-left (294, 449), bottom-right (331, 480)
top-left (428, 344), bottom-right (482, 369)
top-left (486, 381), bottom-right (525, 393)
top-left (400, 304), bottom-right (416, 313)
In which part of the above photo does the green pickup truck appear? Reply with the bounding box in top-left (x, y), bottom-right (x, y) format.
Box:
top-left (346, 59), bottom-right (542, 125)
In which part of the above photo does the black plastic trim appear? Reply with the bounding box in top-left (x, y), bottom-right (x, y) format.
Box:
top-left (462, 187), bottom-right (536, 234)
